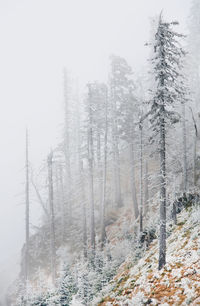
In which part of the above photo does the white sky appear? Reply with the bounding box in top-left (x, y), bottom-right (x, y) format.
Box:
top-left (0, 0), bottom-right (191, 296)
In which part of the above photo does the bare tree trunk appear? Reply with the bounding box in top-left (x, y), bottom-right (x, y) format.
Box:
top-left (97, 130), bottom-right (101, 167)
top-left (76, 91), bottom-right (87, 258)
top-left (58, 165), bottom-right (66, 243)
top-left (194, 136), bottom-right (197, 186)
top-left (111, 114), bottom-right (122, 207)
top-left (81, 177), bottom-right (87, 259)
top-left (101, 91), bottom-right (108, 249)
top-left (110, 78), bottom-right (122, 208)
top-left (48, 151), bottom-right (56, 284)
top-left (79, 165), bottom-right (87, 258)
top-left (182, 102), bottom-right (187, 191)
top-left (54, 163), bottom-right (60, 212)
top-left (144, 160), bottom-right (149, 216)
top-left (115, 143), bottom-right (122, 207)
top-left (172, 202), bottom-right (177, 225)
top-left (25, 129), bottom-right (30, 283)
top-left (158, 115), bottom-right (166, 270)
top-left (129, 142), bottom-right (139, 219)
top-left (189, 107), bottom-right (198, 186)
top-left (97, 129), bottom-right (104, 216)
top-left (63, 69), bottom-right (72, 225)
top-left (88, 134), bottom-right (95, 252)
top-left (139, 122), bottom-right (143, 233)
top-left (88, 85), bottom-right (95, 253)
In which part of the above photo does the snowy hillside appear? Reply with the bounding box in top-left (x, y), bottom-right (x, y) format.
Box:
top-left (6, 1), bottom-right (200, 305)
top-left (94, 205), bottom-right (200, 305)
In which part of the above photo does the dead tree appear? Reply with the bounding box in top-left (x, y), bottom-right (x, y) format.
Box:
top-left (101, 87), bottom-right (108, 249)
top-left (139, 120), bottom-right (143, 233)
top-left (189, 106), bottom-right (198, 186)
top-left (76, 87), bottom-right (87, 258)
top-left (182, 101), bottom-right (187, 191)
top-left (144, 159), bottom-right (149, 216)
top-left (25, 129), bottom-right (30, 283)
top-left (63, 69), bottom-right (72, 225)
top-left (129, 141), bottom-right (139, 220)
top-left (87, 84), bottom-right (95, 253)
top-left (48, 151), bottom-right (56, 284)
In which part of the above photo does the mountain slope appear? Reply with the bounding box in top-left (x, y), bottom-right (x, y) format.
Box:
top-left (94, 206), bottom-right (200, 306)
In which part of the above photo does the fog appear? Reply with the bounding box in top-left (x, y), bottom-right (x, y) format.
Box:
top-left (0, 0), bottom-right (191, 300)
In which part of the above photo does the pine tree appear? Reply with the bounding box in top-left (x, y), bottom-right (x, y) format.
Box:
top-left (149, 13), bottom-right (185, 270)
top-left (59, 265), bottom-right (77, 306)
top-left (77, 260), bottom-right (93, 306)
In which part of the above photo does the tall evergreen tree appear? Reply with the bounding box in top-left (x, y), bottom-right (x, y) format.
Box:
top-left (149, 14), bottom-right (185, 270)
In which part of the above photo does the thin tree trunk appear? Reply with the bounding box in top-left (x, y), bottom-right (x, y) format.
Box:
top-left (111, 78), bottom-right (122, 208)
top-left (48, 151), bottom-right (56, 284)
top-left (88, 133), bottom-right (95, 252)
top-left (114, 143), bottom-right (122, 207)
top-left (101, 90), bottom-right (108, 249)
top-left (88, 85), bottom-right (95, 253)
top-left (189, 106), bottom-right (198, 186)
top-left (25, 129), bottom-right (30, 283)
top-left (172, 202), bottom-right (177, 225)
top-left (129, 142), bottom-right (139, 219)
top-left (194, 135), bottom-right (197, 186)
top-left (76, 85), bottom-right (87, 258)
top-left (182, 102), bottom-right (187, 191)
top-left (54, 163), bottom-right (61, 218)
top-left (82, 178), bottom-right (87, 259)
top-left (63, 69), bottom-right (72, 225)
top-left (79, 166), bottom-right (87, 258)
top-left (58, 165), bottom-right (66, 243)
top-left (78, 128), bottom-right (87, 258)
top-left (158, 31), bottom-right (166, 269)
top-left (97, 130), bottom-right (101, 167)
top-left (139, 122), bottom-right (143, 233)
top-left (144, 159), bottom-right (149, 216)
top-left (158, 115), bottom-right (166, 270)
top-left (98, 130), bottom-right (103, 214)
top-left (112, 123), bottom-right (122, 208)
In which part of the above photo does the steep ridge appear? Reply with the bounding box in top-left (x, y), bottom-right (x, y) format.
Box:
top-left (94, 205), bottom-right (200, 305)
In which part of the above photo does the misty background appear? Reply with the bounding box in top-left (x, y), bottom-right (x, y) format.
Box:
top-left (0, 0), bottom-right (190, 299)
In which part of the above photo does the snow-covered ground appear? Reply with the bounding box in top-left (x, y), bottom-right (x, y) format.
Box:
top-left (94, 206), bottom-right (200, 305)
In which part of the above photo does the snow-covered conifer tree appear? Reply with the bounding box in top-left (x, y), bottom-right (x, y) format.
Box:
top-left (149, 13), bottom-right (185, 269)
top-left (58, 265), bottom-right (77, 306)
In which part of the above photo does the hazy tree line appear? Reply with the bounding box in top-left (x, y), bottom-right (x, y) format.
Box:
top-left (9, 2), bottom-right (200, 305)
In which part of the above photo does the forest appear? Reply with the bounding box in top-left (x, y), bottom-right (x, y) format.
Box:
top-left (4, 0), bottom-right (200, 305)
